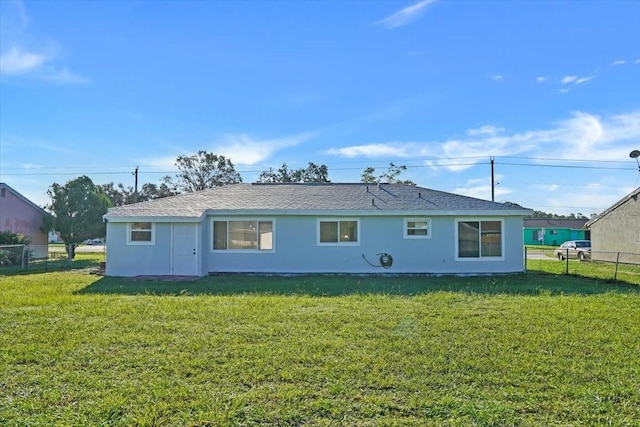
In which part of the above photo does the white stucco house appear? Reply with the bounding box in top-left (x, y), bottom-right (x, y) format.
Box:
top-left (103, 183), bottom-right (532, 277)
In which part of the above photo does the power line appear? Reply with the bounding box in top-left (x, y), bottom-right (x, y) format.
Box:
top-left (0, 171), bottom-right (138, 176)
top-left (0, 154), bottom-right (635, 172)
top-left (1, 154), bottom-right (637, 180)
top-left (513, 182), bottom-right (627, 189)
top-left (499, 155), bottom-right (632, 164)
top-left (498, 162), bottom-right (635, 171)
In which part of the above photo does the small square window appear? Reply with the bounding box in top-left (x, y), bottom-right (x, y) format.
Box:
top-left (405, 218), bottom-right (431, 239)
top-left (128, 222), bottom-right (154, 245)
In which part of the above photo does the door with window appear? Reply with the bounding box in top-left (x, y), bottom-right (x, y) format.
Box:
top-left (172, 224), bottom-right (198, 275)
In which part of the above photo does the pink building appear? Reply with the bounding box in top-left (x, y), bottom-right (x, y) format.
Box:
top-left (0, 183), bottom-right (49, 258)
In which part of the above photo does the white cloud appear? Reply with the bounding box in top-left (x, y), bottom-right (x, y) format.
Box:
top-left (597, 110), bottom-right (640, 143)
top-left (636, 59), bottom-right (640, 64)
top-left (574, 76), bottom-right (594, 85)
top-left (543, 185), bottom-right (636, 216)
top-left (560, 74), bottom-right (595, 88)
top-left (45, 67), bottom-right (89, 84)
top-left (327, 110), bottom-right (640, 171)
top-left (376, 0), bottom-right (437, 29)
top-left (213, 132), bottom-right (316, 165)
top-left (491, 74), bottom-right (503, 81)
top-left (466, 125), bottom-right (504, 136)
top-left (536, 76), bottom-right (546, 83)
top-left (534, 184), bottom-right (560, 192)
top-left (0, 3), bottom-right (85, 82)
top-left (0, 46), bottom-right (45, 75)
top-left (19, 162), bottom-right (42, 170)
top-left (141, 132), bottom-right (316, 170)
top-left (0, 0), bottom-right (29, 40)
top-left (533, 111), bottom-right (640, 161)
top-left (325, 143), bottom-right (414, 158)
top-left (452, 175), bottom-right (512, 201)
top-left (611, 60), bottom-right (626, 65)
top-left (139, 155), bottom-right (178, 171)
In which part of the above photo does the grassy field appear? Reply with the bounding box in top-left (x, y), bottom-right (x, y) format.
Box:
top-left (1, 255), bottom-right (639, 426)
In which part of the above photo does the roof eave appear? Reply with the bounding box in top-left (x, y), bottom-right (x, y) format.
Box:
top-left (205, 208), bottom-right (534, 216)
top-left (104, 208), bottom-right (533, 221)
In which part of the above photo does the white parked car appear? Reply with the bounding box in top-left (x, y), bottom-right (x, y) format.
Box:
top-left (83, 238), bottom-right (104, 245)
top-left (554, 240), bottom-right (591, 261)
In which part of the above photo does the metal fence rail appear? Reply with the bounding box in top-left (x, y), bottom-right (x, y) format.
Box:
top-left (525, 247), bottom-right (640, 283)
top-left (0, 244), bottom-right (28, 270)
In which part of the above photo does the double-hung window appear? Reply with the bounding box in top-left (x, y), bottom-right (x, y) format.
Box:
top-left (404, 218), bottom-right (431, 239)
top-left (318, 219), bottom-right (359, 245)
top-left (457, 220), bottom-right (502, 259)
top-left (128, 222), bottom-right (154, 244)
top-left (212, 219), bottom-right (274, 251)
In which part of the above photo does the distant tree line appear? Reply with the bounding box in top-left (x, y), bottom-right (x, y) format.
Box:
top-left (530, 211), bottom-right (592, 220)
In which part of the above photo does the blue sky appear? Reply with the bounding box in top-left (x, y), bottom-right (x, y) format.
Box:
top-left (1, 0), bottom-right (639, 215)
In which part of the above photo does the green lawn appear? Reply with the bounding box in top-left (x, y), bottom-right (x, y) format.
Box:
top-left (1, 256), bottom-right (639, 426)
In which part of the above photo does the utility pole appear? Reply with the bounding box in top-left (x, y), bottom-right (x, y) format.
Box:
top-left (490, 157), bottom-right (495, 202)
top-left (133, 166), bottom-right (139, 203)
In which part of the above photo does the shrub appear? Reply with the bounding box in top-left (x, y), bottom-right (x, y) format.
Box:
top-left (0, 230), bottom-right (31, 245)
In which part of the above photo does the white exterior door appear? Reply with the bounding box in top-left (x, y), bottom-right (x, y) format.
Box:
top-left (172, 224), bottom-right (198, 275)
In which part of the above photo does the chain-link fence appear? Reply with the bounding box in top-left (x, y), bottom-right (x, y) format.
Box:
top-left (525, 246), bottom-right (640, 284)
top-left (0, 244), bottom-right (105, 274)
top-left (0, 244), bottom-right (28, 271)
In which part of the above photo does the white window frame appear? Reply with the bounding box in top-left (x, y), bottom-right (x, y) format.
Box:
top-left (455, 219), bottom-right (504, 261)
top-left (127, 222), bottom-right (155, 245)
top-left (211, 218), bottom-right (275, 253)
top-left (317, 218), bottom-right (360, 246)
top-left (404, 218), bottom-right (431, 239)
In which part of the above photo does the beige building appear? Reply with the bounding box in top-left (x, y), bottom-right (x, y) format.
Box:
top-left (585, 187), bottom-right (640, 264)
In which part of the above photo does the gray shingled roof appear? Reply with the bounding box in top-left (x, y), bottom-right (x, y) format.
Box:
top-left (524, 219), bottom-right (588, 229)
top-left (104, 183), bottom-right (531, 220)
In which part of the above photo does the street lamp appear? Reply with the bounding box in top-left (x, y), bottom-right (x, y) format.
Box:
top-left (631, 150), bottom-right (640, 172)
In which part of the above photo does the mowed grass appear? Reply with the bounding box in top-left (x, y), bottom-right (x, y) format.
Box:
top-left (1, 256), bottom-right (639, 426)
top-left (527, 258), bottom-right (640, 285)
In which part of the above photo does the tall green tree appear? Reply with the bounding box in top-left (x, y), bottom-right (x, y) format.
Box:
top-left (100, 182), bottom-right (136, 206)
top-left (361, 162), bottom-right (415, 185)
top-left (258, 162), bottom-right (330, 183)
top-left (168, 151), bottom-right (242, 192)
top-left (361, 167), bottom-right (377, 183)
top-left (141, 178), bottom-right (181, 200)
top-left (99, 177), bottom-right (179, 207)
top-left (44, 176), bottom-right (112, 259)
